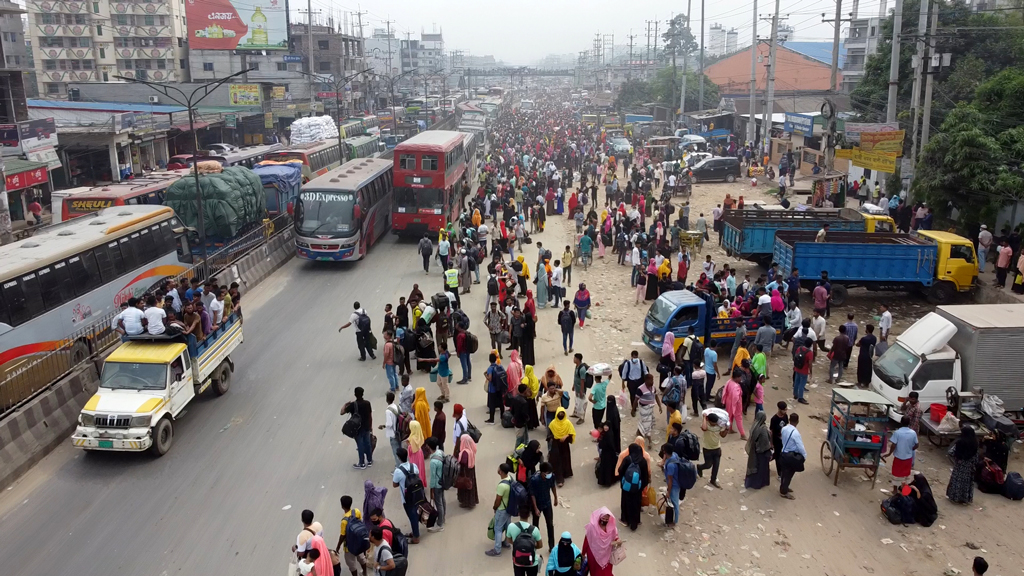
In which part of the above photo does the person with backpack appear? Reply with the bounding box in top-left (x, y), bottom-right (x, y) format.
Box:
top-left (529, 461), bottom-right (559, 551)
top-left (504, 501), bottom-right (544, 574)
top-left (339, 301), bottom-right (376, 362)
top-left (342, 387), bottom-right (374, 470)
top-left (557, 300), bottom-right (577, 355)
top-left (791, 336), bottom-right (814, 406)
top-left (334, 495), bottom-right (370, 576)
top-left (391, 448), bottom-right (422, 544)
top-left (368, 527), bottom-right (407, 576)
top-left (619, 350), bottom-right (649, 417)
top-left (486, 462), bottom-right (516, 557)
top-left (571, 353), bottom-right (590, 425)
top-left (425, 437), bottom-right (447, 533)
top-left (485, 352), bottom-right (508, 424)
top-left (664, 445), bottom-right (697, 527)
top-left (617, 442), bottom-right (650, 531)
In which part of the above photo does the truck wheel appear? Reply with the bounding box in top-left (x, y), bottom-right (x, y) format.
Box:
top-left (830, 284), bottom-right (849, 306)
top-left (726, 174), bottom-right (736, 183)
top-left (213, 362), bottom-right (232, 396)
top-left (928, 281), bottom-right (956, 304)
top-left (149, 417), bottom-right (173, 457)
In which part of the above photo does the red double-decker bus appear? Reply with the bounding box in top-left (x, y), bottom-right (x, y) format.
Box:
top-left (391, 130), bottom-right (470, 236)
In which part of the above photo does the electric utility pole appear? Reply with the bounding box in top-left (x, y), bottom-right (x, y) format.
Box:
top-left (821, 0), bottom-right (850, 92)
top-left (908, 0), bottom-right (931, 168)
top-left (627, 32), bottom-right (636, 79)
top-left (763, 0), bottom-right (782, 152)
top-left (698, 0), bottom-right (706, 110)
top-left (885, 0), bottom-right (904, 123)
top-left (680, 5), bottom-right (691, 119)
top-left (747, 0), bottom-right (758, 146)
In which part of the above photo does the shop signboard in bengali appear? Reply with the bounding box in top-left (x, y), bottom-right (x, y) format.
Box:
top-left (19, 118), bottom-right (58, 153)
top-left (845, 122), bottom-right (899, 144)
top-left (271, 86), bottom-right (286, 100)
top-left (229, 84), bottom-right (262, 106)
top-left (184, 0), bottom-right (288, 50)
top-left (113, 112), bottom-right (136, 133)
top-left (282, 54), bottom-right (302, 63)
top-left (264, 112), bottom-right (274, 129)
top-left (783, 113), bottom-right (814, 136)
top-left (859, 130), bottom-right (905, 155)
top-left (835, 148), bottom-right (853, 160)
top-left (27, 147), bottom-right (62, 170)
top-left (851, 148), bottom-right (897, 173)
top-left (6, 166), bottom-right (48, 191)
top-left (225, 114), bottom-right (237, 128)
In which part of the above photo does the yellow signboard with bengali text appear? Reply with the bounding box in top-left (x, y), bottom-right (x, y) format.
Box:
top-left (271, 86), bottom-right (286, 100)
top-left (229, 84), bottom-right (262, 106)
top-left (852, 148), bottom-right (897, 172)
top-left (835, 148), bottom-right (853, 160)
top-left (859, 130), bottom-right (905, 155)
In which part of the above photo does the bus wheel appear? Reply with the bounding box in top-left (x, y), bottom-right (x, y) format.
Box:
top-left (927, 281), bottom-right (956, 305)
top-left (830, 284), bottom-right (849, 306)
top-left (149, 417), bottom-right (173, 456)
top-left (70, 339), bottom-right (90, 365)
top-left (213, 362), bottom-right (232, 396)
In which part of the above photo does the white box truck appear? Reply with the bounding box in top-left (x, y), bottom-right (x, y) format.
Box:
top-left (871, 304), bottom-right (1024, 419)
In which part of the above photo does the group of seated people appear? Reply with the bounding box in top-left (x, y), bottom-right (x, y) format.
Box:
top-left (115, 276), bottom-right (241, 349)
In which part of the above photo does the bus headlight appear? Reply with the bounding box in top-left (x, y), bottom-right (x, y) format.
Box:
top-left (80, 413), bottom-right (95, 426)
top-left (296, 240), bottom-right (310, 248)
top-left (131, 415), bottom-right (152, 428)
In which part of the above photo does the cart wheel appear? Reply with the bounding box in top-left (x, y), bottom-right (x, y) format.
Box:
top-left (820, 440), bottom-right (834, 477)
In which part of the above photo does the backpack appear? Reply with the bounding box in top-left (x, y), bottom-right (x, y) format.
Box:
top-left (466, 332), bottom-right (480, 354)
top-left (458, 419), bottom-right (483, 443)
top-left (355, 312), bottom-right (371, 333)
top-left (400, 464), bottom-right (426, 506)
top-left (344, 515), bottom-right (371, 556)
top-left (620, 458), bottom-right (642, 492)
top-left (376, 545), bottom-right (409, 576)
top-left (512, 522), bottom-right (538, 567)
top-left (687, 337), bottom-right (704, 364)
top-left (880, 497), bottom-right (904, 525)
top-left (580, 363), bottom-right (594, 389)
top-left (663, 377), bottom-right (682, 404)
top-left (488, 276), bottom-right (500, 295)
top-left (392, 342), bottom-right (406, 365)
top-left (793, 346), bottom-right (810, 370)
top-left (342, 413), bottom-right (361, 438)
top-left (1004, 471), bottom-right (1024, 500)
top-left (390, 407), bottom-right (412, 442)
top-left (670, 456), bottom-right (697, 490)
top-left (559, 310), bottom-right (575, 330)
top-left (440, 453), bottom-right (461, 491)
top-left (453, 309), bottom-right (470, 330)
top-left (379, 520), bottom-right (408, 557)
top-left (491, 365), bottom-right (509, 393)
top-left (502, 479), bottom-right (528, 516)
top-left (675, 430), bottom-right (701, 461)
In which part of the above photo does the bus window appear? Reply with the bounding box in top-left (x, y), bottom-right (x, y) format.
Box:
top-left (176, 235), bottom-right (192, 263)
top-left (67, 252), bottom-right (103, 294)
top-left (5, 274), bottom-right (45, 325)
top-left (422, 155), bottom-right (439, 171)
top-left (119, 236), bottom-right (138, 269)
top-left (399, 154), bottom-right (416, 170)
top-left (37, 262), bottom-right (75, 310)
top-left (0, 291), bottom-right (10, 325)
top-left (136, 229), bottom-right (158, 263)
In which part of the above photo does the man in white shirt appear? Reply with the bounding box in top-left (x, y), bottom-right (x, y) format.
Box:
top-left (667, 173), bottom-right (677, 193)
top-left (779, 413), bottom-right (806, 499)
top-left (383, 391), bottom-right (402, 467)
top-left (438, 234), bottom-right (451, 270)
top-left (293, 509), bottom-right (323, 559)
top-left (201, 281), bottom-right (216, 310)
top-left (810, 310), bottom-right (827, 356)
top-left (619, 350), bottom-right (649, 417)
top-left (631, 243), bottom-right (641, 267)
top-left (165, 279), bottom-right (182, 313)
top-left (143, 296), bottom-right (167, 335)
top-left (119, 298), bottom-right (146, 336)
top-left (702, 255), bottom-right (716, 277)
top-left (111, 302), bottom-right (130, 340)
top-left (209, 289), bottom-right (226, 325)
top-left (550, 259), bottom-right (564, 304)
top-left (978, 225), bottom-right (993, 273)
top-left (878, 303), bottom-right (892, 342)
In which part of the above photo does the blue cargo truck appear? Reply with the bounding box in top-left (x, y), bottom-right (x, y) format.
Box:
top-left (773, 230), bottom-right (979, 305)
top-left (721, 208), bottom-right (895, 265)
top-left (642, 290), bottom-right (782, 354)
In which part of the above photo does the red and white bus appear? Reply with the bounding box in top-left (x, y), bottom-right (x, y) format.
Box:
top-left (53, 171), bottom-right (188, 223)
top-left (391, 131), bottom-right (470, 236)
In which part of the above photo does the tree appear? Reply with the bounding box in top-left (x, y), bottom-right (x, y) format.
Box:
top-left (614, 79), bottom-right (653, 110)
top-left (650, 67), bottom-right (720, 112)
top-left (662, 14), bottom-right (698, 61)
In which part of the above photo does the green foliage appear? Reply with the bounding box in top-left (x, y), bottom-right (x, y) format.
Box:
top-left (614, 79), bottom-right (653, 110)
top-left (615, 67), bottom-right (720, 112)
top-left (663, 14), bottom-right (698, 59)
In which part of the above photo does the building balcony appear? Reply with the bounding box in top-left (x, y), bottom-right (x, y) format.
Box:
top-left (118, 67), bottom-right (176, 81)
top-left (40, 69), bottom-right (96, 82)
top-left (28, 0), bottom-right (89, 14)
top-left (36, 46), bottom-right (94, 60)
top-left (110, 1), bottom-right (171, 15)
top-left (113, 46), bottom-right (172, 59)
top-left (34, 23), bottom-right (92, 37)
top-left (845, 35), bottom-right (867, 45)
top-left (113, 25), bottom-right (173, 38)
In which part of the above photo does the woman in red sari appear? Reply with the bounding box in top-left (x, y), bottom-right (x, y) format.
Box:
top-left (582, 507), bottom-right (621, 576)
top-left (567, 191), bottom-right (579, 219)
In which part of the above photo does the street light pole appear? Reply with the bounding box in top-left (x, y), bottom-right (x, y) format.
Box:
top-left (115, 69), bottom-right (252, 275)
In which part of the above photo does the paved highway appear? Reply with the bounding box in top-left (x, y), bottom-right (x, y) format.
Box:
top-left (0, 234), bottom-right (462, 576)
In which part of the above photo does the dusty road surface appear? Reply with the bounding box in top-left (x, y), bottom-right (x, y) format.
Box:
top-left (0, 167), bottom-right (1016, 576)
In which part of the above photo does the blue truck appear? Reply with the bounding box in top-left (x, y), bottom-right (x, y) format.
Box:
top-left (721, 207), bottom-right (895, 265)
top-left (772, 230), bottom-right (979, 305)
top-left (642, 290), bottom-right (782, 355)
top-left (253, 161), bottom-right (302, 217)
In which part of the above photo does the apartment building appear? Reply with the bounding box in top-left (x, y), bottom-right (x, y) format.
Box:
top-left (26, 0), bottom-right (190, 97)
top-left (842, 16), bottom-right (883, 92)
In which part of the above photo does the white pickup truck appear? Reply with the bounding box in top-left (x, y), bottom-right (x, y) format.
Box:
top-left (71, 312), bottom-right (243, 455)
top-left (870, 304), bottom-right (1024, 420)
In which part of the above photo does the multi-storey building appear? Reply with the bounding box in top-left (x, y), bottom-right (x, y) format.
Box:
top-left (842, 16), bottom-right (883, 92)
top-left (26, 0), bottom-right (190, 97)
top-left (400, 31), bottom-right (444, 75)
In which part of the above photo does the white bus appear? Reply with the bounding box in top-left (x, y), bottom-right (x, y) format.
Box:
top-left (294, 158), bottom-right (393, 262)
top-left (0, 205), bottom-right (193, 408)
top-left (520, 99), bottom-right (535, 111)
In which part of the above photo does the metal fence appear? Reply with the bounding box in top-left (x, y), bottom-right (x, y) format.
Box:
top-left (0, 214), bottom-right (294, 417)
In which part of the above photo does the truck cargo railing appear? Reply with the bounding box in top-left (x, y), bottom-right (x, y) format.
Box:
top-left (774, 230), bottom-right (932, 247)
top-left (721, 207), bottom-right (861, 229)
top-left (0, 215), bottom-right (288, 418)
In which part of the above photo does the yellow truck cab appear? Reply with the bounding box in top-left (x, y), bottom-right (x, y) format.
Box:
top-left (862, 214), bottom-right (896, 233)
top-left (916, 230), bottom-right (979, 299)
top-left (72, 312), bottom-right (242, 456)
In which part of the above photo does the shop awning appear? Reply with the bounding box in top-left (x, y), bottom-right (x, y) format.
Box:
top-left (170, 121), bottom-right (212, 131)
top-left (4, 158), bottom-right (48, 192)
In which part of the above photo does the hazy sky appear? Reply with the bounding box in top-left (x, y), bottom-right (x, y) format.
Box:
top-left (297, 0), bottom-right (891, 63)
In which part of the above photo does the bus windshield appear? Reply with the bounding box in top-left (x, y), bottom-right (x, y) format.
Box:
top-left (295, 190), bottom-right (357, 237)
top-left (395, 187), bottom-right (443, 212)
top-left (101, 362), bottom-right (167, 391)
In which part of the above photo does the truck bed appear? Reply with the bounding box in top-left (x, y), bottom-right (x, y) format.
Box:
top-left (192, 312), bottom-right (243, 384)
top-left (774, 231), bottom-right (937, 286)
top-left (721, 208), bottom-right (865, 262)
top-left (937, 305), bottom-right (1024, 411)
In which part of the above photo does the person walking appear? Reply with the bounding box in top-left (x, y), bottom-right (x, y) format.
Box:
top-left (744, 411), bottom-right (772, 489)
top-left (426, 437), bottom-right (447, 532)
top-left (484, 301), bottom-right (508, 356)
top-left (438, 232), bottom-right (451, 270)
top-left (485, 352), bottom-right (508, 424)
top-left (339, 302), bottom-right (376, 362)
top-left (391, 448), bottom-right (422, 544)
top-left (582, 508), bottom-right (621, 576)
top-left (721, 371), bottom-right (746, 439)
top-left (791, 337), bottom-right (813, 405)
top-left (529, 461), bottom-right (559, 551)
top-left (548, 407), bottom-right (576, 487)
top-left (418, 234), bottom-right (434, 275)
top-left (778, 413), bottom-right (806, 500)
top-left (334, 495), bottom-right (369, 576)
top-left (696, 412), bottom-right (728, 488)
top-left (947, 426), bottom-right (979, 504)
top-left (456, 432), bottom-right (480, 508)
top-left (571, 353), bottom-right (589, 425)
top-left (485, 463), bottom-right (515, 557)
top-left (547, 532), bottom-right (583, 575)
top-left (382, 330), bottom-right (399, 392)
top-left (769, 401), bottom-right (789, 479)
top-left (454, 325), bottom-right (472, 384)
top-left (827, 324), bottom-right (852, 384)
top-left (382, 391), bottom-right (401, 467)
top-left (616, 443), bottom-right (650, 531)
top-left (342, 387), bottom-right (374, 470)
top-left (557, 300), bottom-right (577, 355)
top-left (504, 505), bottom-right (544, 575)
top-left (996, 239), bottom-right (1013, 288)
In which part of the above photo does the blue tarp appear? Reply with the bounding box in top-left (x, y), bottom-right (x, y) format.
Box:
top-left (253, 163), bottom-right (302, 191)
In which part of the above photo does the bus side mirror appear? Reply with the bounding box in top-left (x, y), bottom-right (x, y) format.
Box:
top-left (353, 204), bottom-right (362, 220)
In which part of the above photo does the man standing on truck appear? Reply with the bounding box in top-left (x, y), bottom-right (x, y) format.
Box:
top-left (339, 302), bottom-right (377, 362)
top-left (815, 223), bottom-right (830, 243)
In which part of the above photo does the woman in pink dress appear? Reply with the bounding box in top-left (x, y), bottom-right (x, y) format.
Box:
top-left (722, 373), bottom-right (747, 439)
top-left (582, 506), bottom-right (621, 576)
top-left (506, 350), bottom-right (525, 396)
top-left (407, 421), bottom-right (429, 486)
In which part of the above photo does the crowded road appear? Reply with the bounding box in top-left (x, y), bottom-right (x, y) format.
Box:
top-left (0, 235), bottom-right (435, 576)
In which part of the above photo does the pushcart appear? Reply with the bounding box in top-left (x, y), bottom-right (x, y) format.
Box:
top-left (679, 230), bottom-right (704, 254)
top-left (819, 388), bottom-right (893, 488)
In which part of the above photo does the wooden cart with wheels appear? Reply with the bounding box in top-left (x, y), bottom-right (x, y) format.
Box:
top-left (820, 388), bottom-right (894, 488)
top-left (679, 230), bottom-right (704, 255)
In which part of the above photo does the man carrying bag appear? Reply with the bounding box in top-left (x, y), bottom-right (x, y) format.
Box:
top-left (778, 413), bottom-right (806, 500)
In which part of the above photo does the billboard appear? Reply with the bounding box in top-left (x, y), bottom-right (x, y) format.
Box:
top-left (783, 113), bottom-right (814, 135)
top-left (859, 130), bottom-right (905, 155)
top-left (19, 118), bottom-right (61, 170)
top-left (229, 84), bottom-right (262, 105)
top-left (844, 122), bottom-right (899, 144)
top-left (185, 0), bottom-right (288, 50)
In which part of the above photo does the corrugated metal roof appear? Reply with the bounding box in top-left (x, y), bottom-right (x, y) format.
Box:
top-left (4, 158), bottom-right (48, 174)
top-left (28, 99), bottom-right (185, 114)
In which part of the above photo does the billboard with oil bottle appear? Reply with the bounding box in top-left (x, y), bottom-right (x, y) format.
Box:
top-left (185, 0), bottom-right (288, 50)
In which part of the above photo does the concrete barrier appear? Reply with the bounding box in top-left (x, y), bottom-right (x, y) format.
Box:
top-left (0, 228), bottom-right (297, 489)
top-left (0, 363), bottom-right (99, 489)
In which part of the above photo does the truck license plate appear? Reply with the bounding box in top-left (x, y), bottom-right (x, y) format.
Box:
top-left (98, 440), bottom-right (113, 448)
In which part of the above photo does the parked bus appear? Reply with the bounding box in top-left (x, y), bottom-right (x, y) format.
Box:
top-left (405, 99), bottom-right (425, 113)
top-left (264, 141), bottom-right (343, 181)
top-left (520, 99), bottom-right (535, 111)
top-left (54, 171), bottom-right (188, 223)
top-left (344, 134), bottom-right (382, 161)
top-left (391, 130), bottom-right (469, 236)
top-left (219, 143), bottom-right (284, 169)
top-left (460, 131), bottom-right (480, 184)
top-left (0, 205), bottom-right (193, 404)
top-left (294, 158), bottom-right (393, 261)
top-left (488, 86), bottom-right (505, 98)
